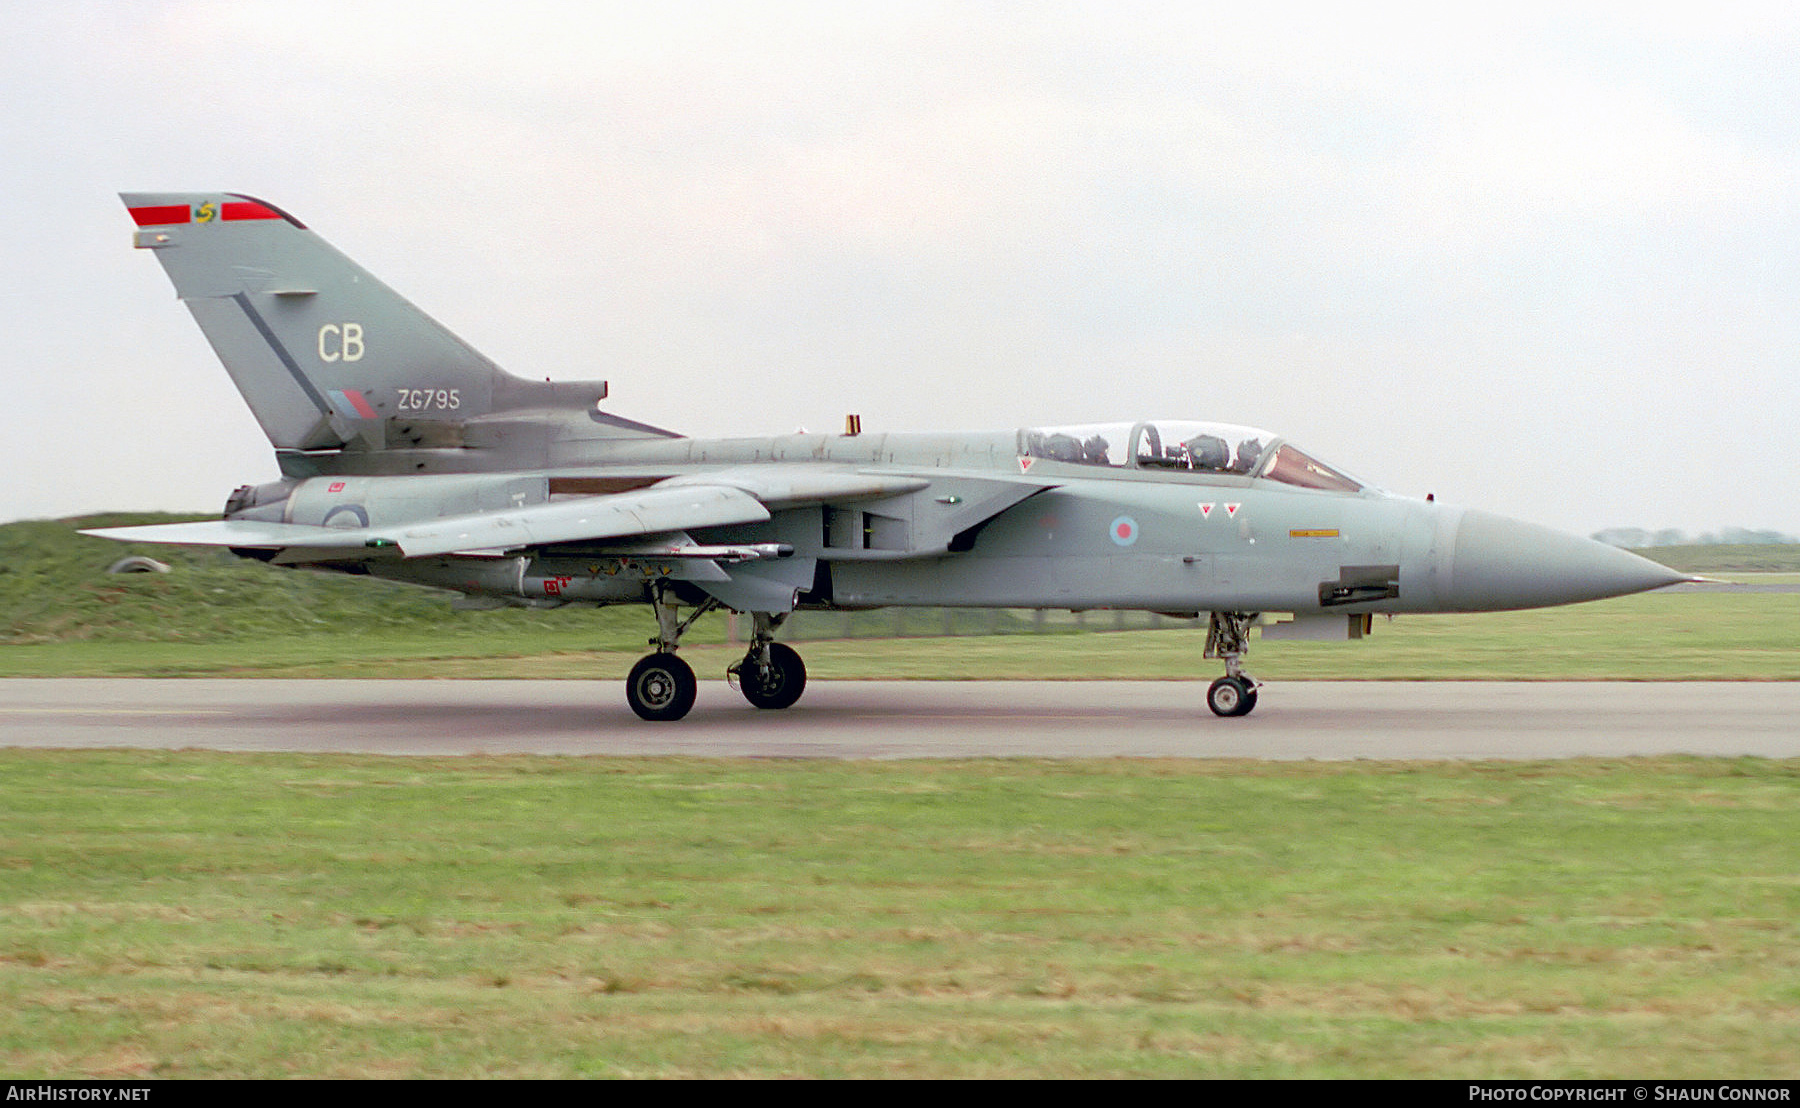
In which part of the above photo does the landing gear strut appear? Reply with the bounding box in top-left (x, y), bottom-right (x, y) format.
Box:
top-left (1204, 611), bottom-right (1260, 718)
top-left (728, 612), bottom-right (807, 710)
top-left (624, 585), bottom-right (719, 722)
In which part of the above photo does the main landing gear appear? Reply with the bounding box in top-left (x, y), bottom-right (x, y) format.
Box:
top-left (1204, 611), bottom-right (1260, 718)
top-left (624, 586), bottom-right (809, 722)
top-left (726, 613), bottom-right (807, 710)
top-left (626, 652), bottom-right (698, 723)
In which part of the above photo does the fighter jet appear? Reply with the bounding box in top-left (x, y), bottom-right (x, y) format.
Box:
top-left (86, 192), bottom-right (1691, 720)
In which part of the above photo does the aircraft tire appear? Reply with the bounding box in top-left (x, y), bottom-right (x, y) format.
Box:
top-left (740, 643), bottom-right (807, 710)
top-left (627, 652), bottom-right (697, 721)
top-left (1207, 676), bottom-right (1257, 718)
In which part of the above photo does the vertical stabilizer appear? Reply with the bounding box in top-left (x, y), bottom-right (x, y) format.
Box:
top-left (122, 193), bottom-right (657, 465)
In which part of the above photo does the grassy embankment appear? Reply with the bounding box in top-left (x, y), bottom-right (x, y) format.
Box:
top-left (3, 515), bottom-right (1798, 680)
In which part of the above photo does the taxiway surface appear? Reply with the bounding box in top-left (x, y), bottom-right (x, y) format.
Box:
top-left (2, 680), bottom-right (1795, 760)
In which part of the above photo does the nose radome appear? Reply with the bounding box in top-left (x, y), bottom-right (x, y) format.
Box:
top-left (1447, 510), bottom-right (1691, 611)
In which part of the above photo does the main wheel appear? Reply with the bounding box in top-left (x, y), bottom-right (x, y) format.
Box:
top-left (1207, 676), bottom-right (1258, 718)
top-left (627, 652), bottom-right (697, 721)
top-left (739, 642), bottom-right (807, 710)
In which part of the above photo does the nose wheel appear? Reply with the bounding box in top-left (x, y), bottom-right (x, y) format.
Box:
top-left (1205, 611), bottom-right (1261, 718)
top-left (1206, 675), bottom-right (1258, 717)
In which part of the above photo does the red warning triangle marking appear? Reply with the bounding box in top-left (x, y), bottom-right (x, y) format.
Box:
top-left (1199, 502), bottom-right (1214, 518)
top-left (1019, 456), bottom-right (1035, 474)
top-left (1225, 503), bottom-right (1241, 517)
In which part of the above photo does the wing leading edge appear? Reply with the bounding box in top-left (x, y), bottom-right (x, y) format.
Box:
top-left (79, 471), bottom-right (947, 561)
top-left (82, 484), bottom-right (773, 560)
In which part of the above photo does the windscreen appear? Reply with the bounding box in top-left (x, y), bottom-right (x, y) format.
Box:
top-left (1257, 443), bottom-right (1364, 492)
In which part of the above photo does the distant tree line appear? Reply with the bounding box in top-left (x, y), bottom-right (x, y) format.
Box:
top-left (1592, 527), bottom-right (1798, 548)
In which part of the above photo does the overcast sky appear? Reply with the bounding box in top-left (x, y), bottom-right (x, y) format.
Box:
top-left (4, 0), bottom-right (1797, 537)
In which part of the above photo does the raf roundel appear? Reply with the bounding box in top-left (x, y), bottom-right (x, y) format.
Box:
top-left (1109, 516), bottom-right (1139, 546)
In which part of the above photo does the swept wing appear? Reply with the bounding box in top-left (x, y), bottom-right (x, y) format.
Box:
top-left (80, 471), bottom-right (955, 561)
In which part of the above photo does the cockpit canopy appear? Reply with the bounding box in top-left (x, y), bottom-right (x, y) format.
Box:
top-left (1020, 420), bottom-right (1366, 493)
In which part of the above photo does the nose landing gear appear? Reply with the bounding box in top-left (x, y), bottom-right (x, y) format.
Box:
top-left (1205, 611), bottom-right (1261, 718)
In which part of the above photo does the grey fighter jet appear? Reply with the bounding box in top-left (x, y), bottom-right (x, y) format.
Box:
top-left (87, 192), bottom-right (1691, 720)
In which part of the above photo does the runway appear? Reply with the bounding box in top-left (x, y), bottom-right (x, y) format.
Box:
top-left (2, 679), bottom-right (1796, 759)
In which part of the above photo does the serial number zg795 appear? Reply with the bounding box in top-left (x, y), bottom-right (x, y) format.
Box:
top-left (396, 388), bottom-right (461, 412)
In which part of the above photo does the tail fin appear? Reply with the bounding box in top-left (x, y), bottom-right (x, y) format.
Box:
top-left (122, 193), bottom-right (668, 466)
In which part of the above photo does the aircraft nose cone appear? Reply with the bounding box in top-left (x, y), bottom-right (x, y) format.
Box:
top-left (1446, 510), bottom-right (1690, 611)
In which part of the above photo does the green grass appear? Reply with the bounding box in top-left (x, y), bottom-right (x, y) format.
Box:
top-left (1, 752), bottom-right (1797, 1078)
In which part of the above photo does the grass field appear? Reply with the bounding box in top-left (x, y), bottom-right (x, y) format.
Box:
top-left (2, 752), bottom-right (1797, 1078)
